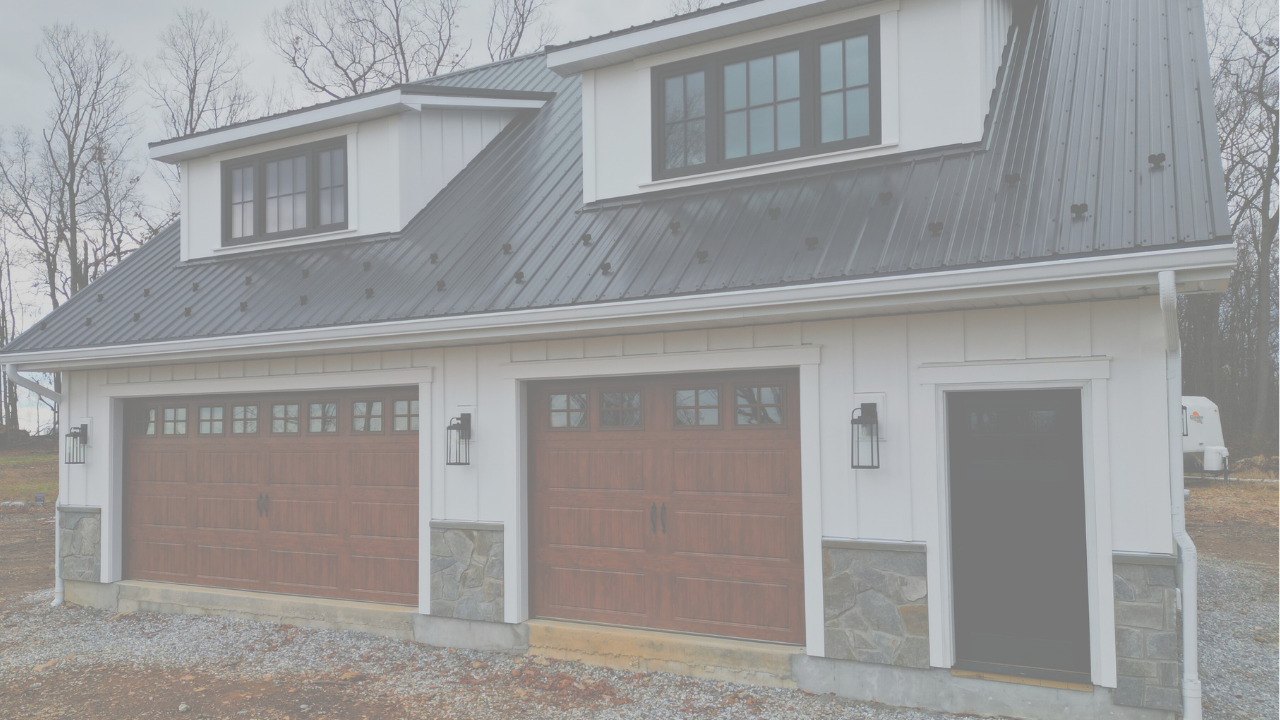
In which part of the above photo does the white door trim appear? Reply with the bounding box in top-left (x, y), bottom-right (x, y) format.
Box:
top-left (914, 358), bottom-right (1116, 687)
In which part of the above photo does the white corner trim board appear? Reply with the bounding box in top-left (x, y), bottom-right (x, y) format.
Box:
top-left (4, 243), bottom-right (1234, 372)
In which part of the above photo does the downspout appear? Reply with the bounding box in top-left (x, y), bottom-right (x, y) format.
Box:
top-left (4, 365), bottom-right (66, 607)
top-left (1157, 271), bottom-right (1201, 720)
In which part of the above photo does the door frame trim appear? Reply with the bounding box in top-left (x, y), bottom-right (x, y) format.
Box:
top-left (916, 357), bottom-right (1115, 688)
top-left (499, 344), bottom-right (826, 656)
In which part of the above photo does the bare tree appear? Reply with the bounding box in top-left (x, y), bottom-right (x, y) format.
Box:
top-left (1182, 0), bottom-right (1278, 455)
top-left (669, 0), bottom-right (718, 14)
top-left (266, 0), bottom-right (470, 100)
top-left (486, 0), bottom-right (557, 62)
top-left (1211, 0), bottom-right (1278, 439)
top-left (146, 8), bottom-right (255, 140)
top-left (38, 24), bottom-right (141, 298)
top-left (0, 129), bottom-right (64, 310)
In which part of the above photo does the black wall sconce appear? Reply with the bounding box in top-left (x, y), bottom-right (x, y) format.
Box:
top-left (447, 413), bottom-right (472, 466)
top-left (850, 403), bottom-right (880, 469)
top-left (65, 423), bottom-right (89, 465)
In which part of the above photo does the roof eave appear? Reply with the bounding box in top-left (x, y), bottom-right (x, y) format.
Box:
top-left (148, 87), bottom-right (551, 164)
top-left (0, 243), bottom-right (1235, 372)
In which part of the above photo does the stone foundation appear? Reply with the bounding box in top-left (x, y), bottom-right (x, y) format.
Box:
top-left (822, 539), bottom-right (929, 668)
top-left (1113, 553), bottom-right (1181, 712)
top-left (430, 521), bottom-right (504, 622)
top-left (59, 506), bottom-right (102, 582)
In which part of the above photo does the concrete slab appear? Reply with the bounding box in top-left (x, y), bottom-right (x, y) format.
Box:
top-left (527, 619), bottom-right (800, 688)
top-left (114, 581), bottom-right (417, 640)
top-left (792, 654), bottom-right (1174, 720)
top-left (65, 579), bottom-right (119, 610)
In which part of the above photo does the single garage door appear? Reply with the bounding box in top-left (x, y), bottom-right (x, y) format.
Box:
top-left (529, 370), bottom-right (804, 645)
top-left (123, 387), bottom-right (419, 605)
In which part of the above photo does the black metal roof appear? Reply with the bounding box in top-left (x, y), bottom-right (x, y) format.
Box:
top-left (3, 0), bottom-right (1231, 356)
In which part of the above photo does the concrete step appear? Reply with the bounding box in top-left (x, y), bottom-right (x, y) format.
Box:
top-left (527, 619), bottom-right (801, 688)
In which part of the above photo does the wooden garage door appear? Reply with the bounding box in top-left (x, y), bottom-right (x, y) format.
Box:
top-left (529, 370), bottom-right (804, 645)
top-left (123, 387), bottom-right (419, 605)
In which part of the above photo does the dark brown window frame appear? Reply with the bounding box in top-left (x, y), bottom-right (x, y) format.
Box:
top-left (230, 404), bottom-right (260, 437)
top-left (673, 386), bottom-right (723, 429)
top-left (270, 403), bottom-right (302, 435)
top-left (732, 385), bottom-right (787, 428)
top-left (547, 390), bottom-right (590, 431)
top-left (221, 137), bottom-right (348, 247)
top-left (306, 400), bottom-right (340, 434)
top-left (161, 406), bottom-right (189, 437)
top-left (351, 399), bottom-right (386, 434)
top-left (598, 389), bottom-right (645, 431)
top-left (197, 405), bottom-right (226, 436)
top-left (651, 16), bottom-right (880, 181)
top-left (391, 398), bottom-right (421, 434)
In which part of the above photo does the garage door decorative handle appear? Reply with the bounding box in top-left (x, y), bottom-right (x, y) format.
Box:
top-left (660, 503), bottom-right (666, 534)
top-left (650, 503), bottom-right (657, 534)
top-left (264, 493), bottom-right (270, 518)
top-left (257, 494), bottom-right (265, 517)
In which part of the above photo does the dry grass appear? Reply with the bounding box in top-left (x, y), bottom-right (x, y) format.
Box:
top-left (0, 445), bottom-right (57, 504)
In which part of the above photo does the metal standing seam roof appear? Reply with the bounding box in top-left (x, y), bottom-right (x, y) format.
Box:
top-left (3, 0), bottom-right (1231, 356)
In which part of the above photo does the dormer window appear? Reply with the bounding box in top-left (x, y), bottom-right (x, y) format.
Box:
top-left (652, 17), bottom-right (879, 180)
top-left (222, 138), bottom-right (347, 246)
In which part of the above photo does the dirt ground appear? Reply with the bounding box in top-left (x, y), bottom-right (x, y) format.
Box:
top-left (1185, 480), bottom-right (1279, 567)
top-left (0, 452), bottom-right (1274, 719)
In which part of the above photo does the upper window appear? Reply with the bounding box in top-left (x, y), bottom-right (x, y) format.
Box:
top-left (652, 18), bottom-right (879, 179)
top-left (222, 138), bottom-right (347, 246)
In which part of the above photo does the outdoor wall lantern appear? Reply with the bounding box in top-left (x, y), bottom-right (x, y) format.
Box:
top-left (446, 413), bottom-right (472, 466)
top-left (850, 403), bottom-right (880, 469)
top-left (64, 423), bottom-right (89, 465)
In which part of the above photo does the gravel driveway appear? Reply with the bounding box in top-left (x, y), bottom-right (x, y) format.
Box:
top-left (1, 561), bottom-right (1274, 719)
top-left (1197, 557), bottom-right (1279, 720)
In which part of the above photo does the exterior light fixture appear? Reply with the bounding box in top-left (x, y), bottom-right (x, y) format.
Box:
top-left (446, 413), bottom-right (472, 466)
top-left (850, 403), bottom-right (879, 469)
top-left (65, 423), bottom-right (89, 465)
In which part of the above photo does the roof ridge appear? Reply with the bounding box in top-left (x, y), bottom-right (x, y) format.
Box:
top-left (414, 50), bottom-right (549, 86)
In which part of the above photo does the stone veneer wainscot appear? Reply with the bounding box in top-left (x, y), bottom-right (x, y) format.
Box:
top-left (430, 521), bottom-right (504, 623)
top-left (59, 506), bottom-right (102, 583)
top-left (822, 539), bottom-right (929, 668)
top-left (1113, 552), bottom-right (1181, 713)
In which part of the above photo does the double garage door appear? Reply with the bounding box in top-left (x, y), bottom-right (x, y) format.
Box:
top-left (529, 369), bottom-right (805, 645)
top-left (123, 387), bottom-right (419, 605)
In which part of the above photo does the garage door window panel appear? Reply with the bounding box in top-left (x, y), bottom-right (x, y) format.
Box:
top-left (549, 392), bottom-right (588, 429)
top-left (308, 402), bottom-right (339, 433)
top-left (162, 407), bottom-right (188, 436)
top-left (272, 404), bottom-right (300, 434)
top-left (392, 400), bottom-right (419, 432)
top-left (198, 406), bottom-right (225, 435)
top-left (352, 401), bottom-right (384, 433)
top-left (136, 408), bottom-right (157, 436)
top-left (231, 405), bottom-right (259, 435)
top-left (600, 391), bottom-right (642, 429)
top-left (675, 388), bottom-right (721, 427)
top-left (734, 386), bottom-right (784, 425)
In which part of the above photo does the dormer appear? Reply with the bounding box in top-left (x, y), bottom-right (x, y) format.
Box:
top-left (149, 84), bottom-right (553, 261)
top-left (547, 0), bottom-right (1014, 203)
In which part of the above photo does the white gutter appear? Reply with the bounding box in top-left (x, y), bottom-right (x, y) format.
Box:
top-left (1158, 270), bottom-right (1201, 720)
top-left (4, 365), bottom-right (65, 607)
top-left (1, 243), bottom-right (1235, 372)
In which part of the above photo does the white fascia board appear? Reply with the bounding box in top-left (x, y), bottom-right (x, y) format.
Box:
top-left (4, 244), bottom-right (1235, 372)
top-left (546, 0), bottom-right (879, 76)
top-left (149, 90), bottom-right (547, 164)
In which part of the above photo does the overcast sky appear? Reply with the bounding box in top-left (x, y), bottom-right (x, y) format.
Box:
top-left (0, 0), bottom-right (678, 139)
top-left (0, 0), bottom-right (684, 432)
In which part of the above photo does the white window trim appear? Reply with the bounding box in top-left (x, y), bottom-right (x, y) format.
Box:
top-left (913, 357), bottom-right (1117, 688)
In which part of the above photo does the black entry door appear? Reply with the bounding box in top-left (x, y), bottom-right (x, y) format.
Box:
top-left (947, 389), bottom-right (1090, 683)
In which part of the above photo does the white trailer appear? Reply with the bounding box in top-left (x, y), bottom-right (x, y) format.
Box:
top-left (1183, 395), bottom-right (1229, 479)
